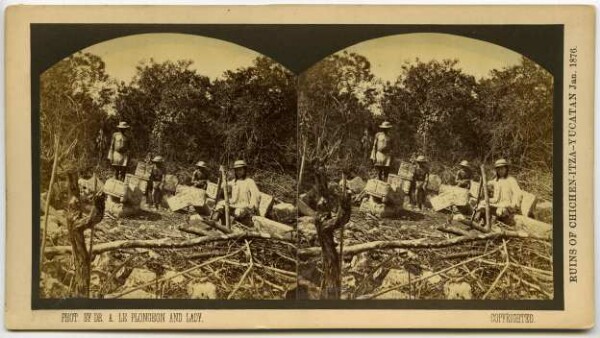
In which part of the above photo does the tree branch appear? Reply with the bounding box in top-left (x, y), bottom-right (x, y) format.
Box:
top-left (45, 230), bottom-right (295, 257)
top-left (298, 229), bottom-right (549, 258)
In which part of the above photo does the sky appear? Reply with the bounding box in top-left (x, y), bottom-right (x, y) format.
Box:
top-left (344, 33), bottom-right (524, 83)
top-left (81, 33), bottom-right (262, 83)
top-left (82, 32), bottom-right (524, 84)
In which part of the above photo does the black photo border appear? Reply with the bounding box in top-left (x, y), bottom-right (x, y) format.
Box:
top-left (31, 23), bottom-right (563, 311)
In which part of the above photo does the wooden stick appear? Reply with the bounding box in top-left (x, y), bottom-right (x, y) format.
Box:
top-left (298, 138), bottom-right (307, 189)
top-left (40, 135), bottom-right (60, 268)
top-left (220, 165), bottom-right (231, 230)
top-left (481, 165), bottom-right (492, 232)
top-left (338, 173), bottom-right (347, 280)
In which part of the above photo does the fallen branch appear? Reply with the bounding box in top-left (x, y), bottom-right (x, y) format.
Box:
top-left (105, 247), bottom-right (244, 299)
top-left (45, 230), bottom-right (295, 257)
top-left (299, 230), bottom-right (549, 258)
top-left (357, 246), bottom-right (502, 300)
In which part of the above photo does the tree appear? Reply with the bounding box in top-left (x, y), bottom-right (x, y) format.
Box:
top-left (211, 56), bottom-right (297, 172)
top-left (115, 59), bottom-right (213, 163)
top-left (477, 56), bottom-right (553, 171)
top-left (299, 51), bottom-right (380, 181)
top-left (41, 52), bottom-right (115, 184)
top-left (381, 59), bottom-right (482, 163)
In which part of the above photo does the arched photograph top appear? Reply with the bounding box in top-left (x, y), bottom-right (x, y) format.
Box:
top-left (298, 32), bottom-right (554, 301)
top-left (39, 33), bottom-right (298, 301)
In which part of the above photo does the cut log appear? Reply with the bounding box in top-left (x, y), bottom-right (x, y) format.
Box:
top-left (514, 215), bottom-right (552, 239)
top-left (45, 230), bottom-right (295, 257)
top-left (298, 199), bottom-right (316, 216)
top-left (252, 216), bottom-right (294, 239)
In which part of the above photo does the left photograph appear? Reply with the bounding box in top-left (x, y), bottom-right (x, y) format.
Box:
top-left (39, 33), bottom-right (298, 300)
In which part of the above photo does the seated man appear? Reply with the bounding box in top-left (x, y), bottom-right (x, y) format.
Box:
top-left (476, 159), bottom-right (522, 225)
top-left (191, 160), bottom-right (209, 189)
top-left (455, 160), bottom-right (473, 189)
top-left (212, 160), bottom-right (261, 224)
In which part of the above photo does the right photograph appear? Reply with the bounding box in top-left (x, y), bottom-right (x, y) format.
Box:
top-left (297, 33), bottom-right (554, 301)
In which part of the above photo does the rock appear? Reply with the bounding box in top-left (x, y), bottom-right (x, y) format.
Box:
top-left (381, 269), bottom-right (411, 289)
top-left (271, 203), bottom-right (297, 224)
top-left (350, 252), bottom-right (370, 271)
top-left (343, 275), bottom-right (356, 288)
top-left (427, 174), bottom-right (442, 193)
top-left (252, 216), bottom-right (294, 238)
top-left (124, 268), bottom-right (157, 288)
top-left (163, 270), bottom-right (187, 285)
top-left (189, 214), bottom-right (210, 229)
top-left (344, 177), bottom-right (366, 194)
top-left (105, 195), bottom-right (140, 219)
top-left (443, 281), bottom-right (472, 300)
top-left (78, 175), bottom-right (104, 201)
top-left (452, 213), bottom-right (466, 222)
top-left (297, 216), bottom-right (317, 242)
top-left (40, 272), bottom-right (69, 298)
top-left (421, 270), bottom-right (442, 285)
top-left (42, 214), bottom-right (65, 241)
top-left (92, 252), bottom-right (113, 271)
top-left (187, 281), bottom-right (217, 299)
top-left (374, 290), bottom-right (409, 300)
top-left (163, 174), bottom-right (179, 194)
top-left (535, 200), bottom-right (553, 224)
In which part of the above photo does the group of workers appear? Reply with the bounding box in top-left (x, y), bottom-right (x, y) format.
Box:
top-left (369, 120), bottom-right (524, 223)
top-left (106, 121), bottom-right (262, 225)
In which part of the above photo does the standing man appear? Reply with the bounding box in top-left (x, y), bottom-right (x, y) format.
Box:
top-left (148, 156), bottom-right (166, 210)
top-left (370, 121), bottom-right (393, 181)
top-left (191, 160), bottom-right (209, 190)
top-left (455, 160), bottom-right (473, 189)
top-left (412, 155), bottom-right (430, 211)
top-left (107, 121), bottom-right (131, 181)
top-left (212, 160), bottom-right (261, 224)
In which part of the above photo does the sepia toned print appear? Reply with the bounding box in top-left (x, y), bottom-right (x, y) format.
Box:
top-left (298, 33), bottom-right (554, 300)
top-left (39, 33), bottom-right (298, 300)
top-left (4, 4), bottom-right (595, 330)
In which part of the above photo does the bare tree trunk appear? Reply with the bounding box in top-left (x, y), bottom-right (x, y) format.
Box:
top-left (312, 167), bottom-right (351, 300)
top-left (65, 171), bottom-right (90, 297)
top-left (315, 216), bottom-right (341, 299)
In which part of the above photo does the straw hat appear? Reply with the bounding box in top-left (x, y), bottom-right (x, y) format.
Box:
top-left (416, 155), bottom-right (427, 163)
top-left (494, 159), bottom-right (509, 168)
top-left (117, 121), bottom-right (130, 129)
top-left (459, 160), bottom-right (470, 168)
top-left (232, 160), bottom-right (248, 169)
top-left (379, 121), bottom-right (393, 129)
top-left (152, 156), bottom-right (164, 163)
top-left (195, 161), bottom-right (207, 168)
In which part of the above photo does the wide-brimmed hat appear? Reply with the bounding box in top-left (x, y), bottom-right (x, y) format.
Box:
top-left (195, 161), bottom-right (207, 168)
top-left (152, 156), bottom-right (164, 163)
top-left (416, 155), bottom-right (427, 163)
top-left (232, 160), bottom-right (248, 169)
top-left (494, 159), bottom-right (509, 168)
top-left (117, 121), bottom-right (130, 129)
top-left (459, 160), bottom-right (470, 168)
top-left (379, 121), bottom-right (393, 129)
